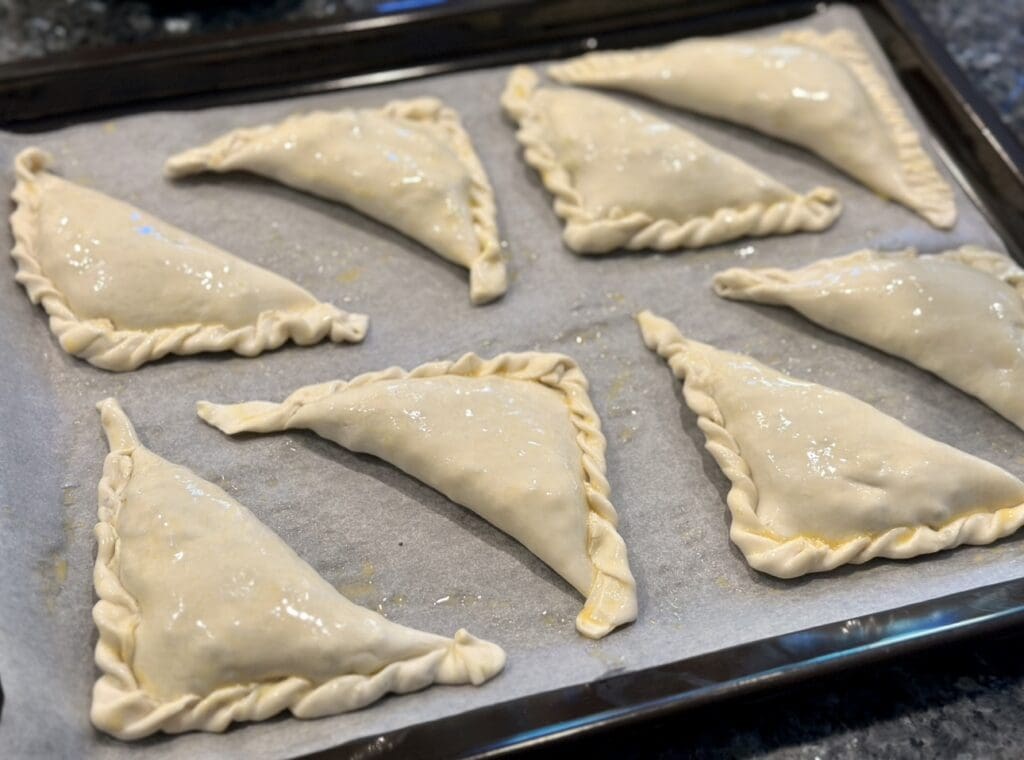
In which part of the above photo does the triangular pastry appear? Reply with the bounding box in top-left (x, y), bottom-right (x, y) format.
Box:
top-left (713, 246), bottom-right (1024, 430)
top-left (92, 398), bottom-right (504, 740)
top-left (549, 29), bottom-right (955, 228)
top-left (637, 311), bottom-right (1024, 578)
top-left (165, 98), bottom-right (506, 304)
top-left (501, 67), bottom-right (840, 253)
top-left (196, 352), bottom-right (637, 638)
top-left (9, 148), bottom-right (366, 371)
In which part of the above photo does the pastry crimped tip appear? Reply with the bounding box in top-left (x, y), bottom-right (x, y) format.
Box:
top-left (500, 66), bottom-right (540, 121)
top-left (196, 399), bottom-right (292, 435)
top-left (96, 397), bottom-right (141, 452)
top-left (163, 125), bottom-right (271, 179)
top-left (436, 629), bottom-right (507, 685)
top-left (469, 247), bottom-right (508, 305)
top-left (636, 310), bottom-right (687, 358)
top-left (14, 146), bottom-right (53, 180)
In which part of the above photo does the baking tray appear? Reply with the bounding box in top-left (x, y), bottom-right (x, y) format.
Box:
top-left (1, 1), bottom-right (1023, 758)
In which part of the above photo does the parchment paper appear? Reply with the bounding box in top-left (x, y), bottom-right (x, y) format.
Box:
top-left (2, 4), bottom-right (1021, 757)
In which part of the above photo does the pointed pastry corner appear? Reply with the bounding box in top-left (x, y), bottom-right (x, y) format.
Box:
top-left (468, 247), bottom-right (508, 305)
top-left (804, 185), bottom-right (843, 227)
top-left (164, 126), bottom-right (258, 179)
top-left (14, 146), bottom-right (53, 179)
top-left (329, 307), bottom-right (369, 343)
top-left (196, 399), bottom-right (288, 435)
top-left (163, 146), bottom-right (209, 179)
top-left (441, 629), bottom-right (507, 685)
top-left (711, 264), bottom-right (793, 300)
top-left (635, 309), bottom-right (679, 352)
top-left (501, 66), bottom-right (539, 118)
top-left (576, 565), bottom-right (638, 639)
top-left (96, 398), bottom-right (140, 452)
top-left (921, 195), bottom-right (957, 230)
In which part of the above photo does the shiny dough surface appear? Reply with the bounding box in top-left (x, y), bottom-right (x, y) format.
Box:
top-left (196, 352), bottom-right (637, 639)
top-left (549, 29), bottom-right (954, 228)
top-left (165, 99), bottom-right (506, 304)
top-left (638, 311), bottom-right (1024, 578)
top-left (9, 148), bottom-right (366, 370)
top-left (713, 246), bottom-right (1024, 430)
top-left (92, 399), bottom-right (505, 740)
top-left (501, 66), bottom-right (840, 253)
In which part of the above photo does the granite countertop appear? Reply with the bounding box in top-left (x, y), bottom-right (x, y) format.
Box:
top-left (1, 1), bottom-right (1023, 758)
top-left (0, 0), bottom-right (1021, 144)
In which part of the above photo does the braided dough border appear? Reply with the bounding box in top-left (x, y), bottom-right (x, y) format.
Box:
top-left (713, 245), bottom-right (1024, 430)
top-left (549, 28), bottom-right (955, 230)
top-left (92, 398), bottom-right (504, 740)
top-left (196, 351), bottom-right (637, 639)
top-left (9, 148), bottom-right (367, 372)
top-left (500, 66), bottom-right (841, 254)
top-left (780, 29), bottom-right (955, 229)
top-left (637, 310), bottom-right (1024, 579)
top-left (165, 98), bottom-right (506, 305)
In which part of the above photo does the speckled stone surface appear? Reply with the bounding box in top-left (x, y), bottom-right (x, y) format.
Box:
top-left (1, 1), bottom-right (1023, 758)
top-left (525, 627), bottom-right (1024, 759)
top-left (0, 0), bottom-right (1021, 143)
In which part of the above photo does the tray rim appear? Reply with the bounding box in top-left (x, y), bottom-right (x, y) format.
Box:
top-left (2, 0), bottom-right (1024, 756)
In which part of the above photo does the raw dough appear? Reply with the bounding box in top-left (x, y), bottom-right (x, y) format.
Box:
top-left (9, 148), bottom-right (366, 371)
top-left (550, 29), bottom-right (955, 228)
top-left (166, 98), bottom-right (506, 304)
top-left (92, 398), bottom-right (505, 740)
top-left (196, 351), bottom-right (637, 638)
top-left (501, 67), bottom-right (840, 253)
top-left (637, 310), bottom-right (1024, 578)
top-left (713, 246), bottom-right (1024, 430)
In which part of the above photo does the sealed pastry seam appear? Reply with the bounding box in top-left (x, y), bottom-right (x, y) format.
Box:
top-left (637, 310), bottom-right (1024, 579)
top-left (92, 398), bottom-right (504, 740)
top-left (500, 67), bottom-right (840, 253)
top-left (713, 245), bottom-right (1024, 430)
top-left (383, 99), bottom-right (506, 305)
top-left (197, 351), bottom-right (637, 639)
top-left (10, 149), bottom-right (367, 371)
top-left (779, 29), bottom-right (954, 229)
top-left (166, 98), bottom-right (506, 305)
top-left (549, 27), bottom-right (955, 229)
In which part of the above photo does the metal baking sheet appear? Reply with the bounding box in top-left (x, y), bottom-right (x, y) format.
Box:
top-left (1, 3), bottom-right (1022, 757)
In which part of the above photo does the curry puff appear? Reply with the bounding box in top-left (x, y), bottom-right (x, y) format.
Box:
top-left (713, 246), bottom-right (1024, 431)
top-left (9, 148), bottom-right (366, 371)
top-left (501, 67), bottom-right (840, 254)
top-left (550, 29), bottom-right (955, 228)
top-left (197, 351), bottom-right (637, 639)
top-left (166, 98), bottom-right (506, 304)
top-left (638, 311), bottom-right (1024, 579)
top-left (92, 398), bottom-right (504, 740)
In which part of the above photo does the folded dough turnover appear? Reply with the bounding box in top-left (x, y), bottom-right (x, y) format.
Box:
top-left (165, 98), bottom-right (505, 304)
top-left (550, 29), bottom-right (955, 228)
top-left (637, 311), bottom-right (1024, 578)
top-left (92, 398), bottom-right (504, 740)
top-left (501, 67), bottom-right (840, 253)
top-left (714, 246), bottom-right (1024, 430)
top-left (9, 149), bottom-right (366, 371)
top-left (197, 352), bottom-right (637, 638)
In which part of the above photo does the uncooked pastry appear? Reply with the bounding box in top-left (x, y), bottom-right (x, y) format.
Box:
top-left (196, 351), bottom-right (637, 638)
top-left (501, 67), bottom-right (840, 253)
top-left (637, 310), bottom-right (1024, 578)
top-left (92, 398), bottom-right (505, 740)
top-left (165, 98), bottom-right (506, 304)
top-left (549, 29), bottom-right (955, 228)
top-left (9, 148), bottom-right (366, 371)
top-left (713, 246), bottom-right (1024, 430)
